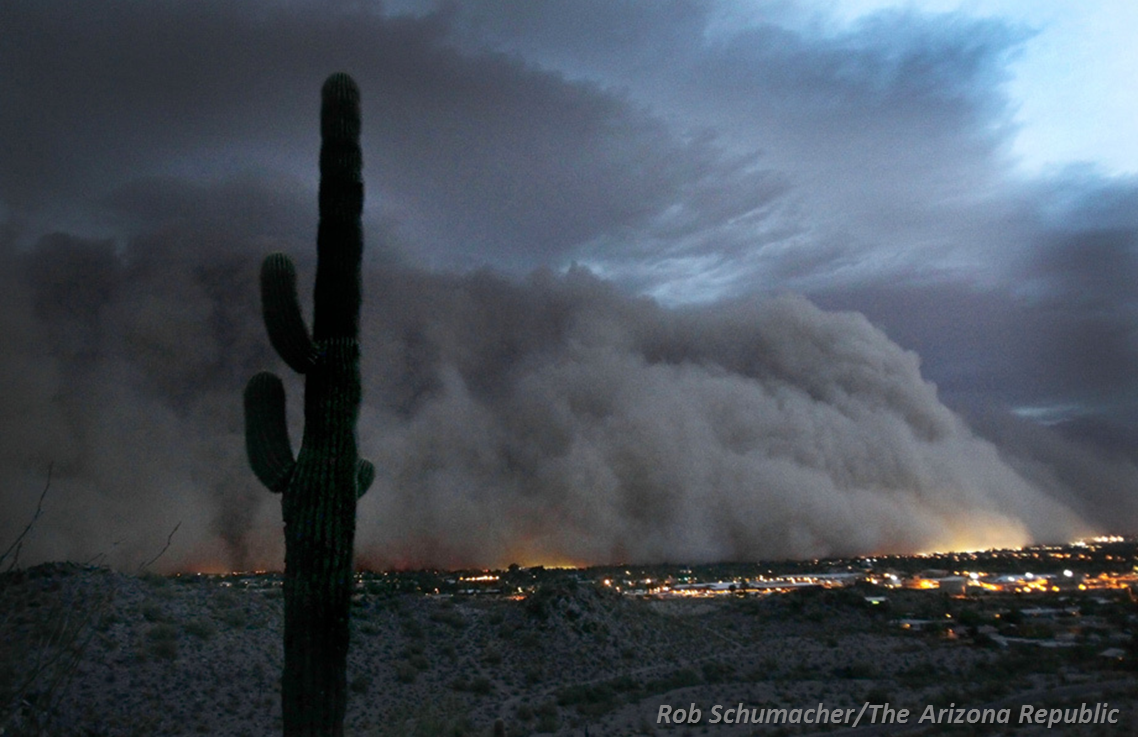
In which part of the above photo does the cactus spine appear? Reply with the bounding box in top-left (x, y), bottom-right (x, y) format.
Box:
top-left (244, 72), bottom-right (374, 737)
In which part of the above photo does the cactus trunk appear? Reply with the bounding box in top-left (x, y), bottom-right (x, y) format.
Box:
top-left (244, 72), bottom-right (374, 737)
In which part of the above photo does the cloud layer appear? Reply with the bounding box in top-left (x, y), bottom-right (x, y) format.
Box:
top-left (356, 266), bottom-right (1092, 567)
top-left (0, 235), bottom-right (1116, 570)
top-left (2, 1), bottom-right (1136, 569)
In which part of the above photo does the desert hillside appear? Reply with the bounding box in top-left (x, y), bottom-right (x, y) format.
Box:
top-left (2, 563), bottom-right (1135, 736)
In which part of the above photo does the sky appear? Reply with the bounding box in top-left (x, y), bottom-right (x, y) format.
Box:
top-left (1, 1), bottom-right (1136, 571)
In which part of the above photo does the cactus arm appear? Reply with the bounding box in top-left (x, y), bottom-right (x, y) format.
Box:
top-left (261, 253), bottom-right (319, 374)
top-left (243, 371), bottom-right (296, 493)
top-left (356, 459), bottom-right (375, 499)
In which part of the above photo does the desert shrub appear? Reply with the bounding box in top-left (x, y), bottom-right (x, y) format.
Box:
top-left (430, 608), bottom-right (466, 630)
top-left (469, 676), bottom-right (493, 695)
top-left (377, 698), bottom-right (473, 737)
top-left (395, 661), bottom-right (417, 684)
top-left (184, 618), bottom-right (216, 640)
top-left (450, 676), bottom-right (494, 695)
top-left (97, 611), bottom-right (120, 631)
top-left (832, 662), bottom-right (877, 679)
top-left (147, 623), bottom-right (179, 660)
top-left (402, 618), bottom-right (424, 639)
top-left (350, 674), bottom-right (371, 694)
top-left (557, 683), bottom-right (618, 718)
top-left (557, 674), bottom-right (640, 718)
top-left (535, 701), bottom-right (559, 732)
top-left (140, 601), bottom-right (168, 623)
top-left (701, 660), bottom-right (735, 683)
top-left (643, 667), bottom-right (701, 694)
top-left (896, 663), bottom-right (940, 687)
top-left (745, 657), bottom-right (779, 681)
top-left (140, 571), bottom-right (168, 588)
top-left (218, 605), bottom-right (248, 629)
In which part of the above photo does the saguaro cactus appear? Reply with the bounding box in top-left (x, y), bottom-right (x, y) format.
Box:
top-left (244, 72), bottom-right (374, 737)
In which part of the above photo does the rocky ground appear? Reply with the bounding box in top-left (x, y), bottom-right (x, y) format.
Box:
top-left (1, 563), bottom-right (1135, 736)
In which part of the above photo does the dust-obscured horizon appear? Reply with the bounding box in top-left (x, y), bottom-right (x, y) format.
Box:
top-left (5, 229), bottom-right (1134, 573)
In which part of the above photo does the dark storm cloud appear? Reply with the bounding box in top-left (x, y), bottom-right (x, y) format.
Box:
top-left (101, 174), bottom-right (307, 235)
top-left (2, 1), bottom-right (1136, 569)
top-left (449, 2), bottom-right (1031, 289)
top-left (0, 0), bottom-right (776, 276)
top-left (1020, 175), bottom-right (1138, 396)
top-left (445, 0), bottom-right (1138, 453)
top-left (1, 1), bottom-right (1053, 291)
top-left (815, 171), bottom-right (1138, 431)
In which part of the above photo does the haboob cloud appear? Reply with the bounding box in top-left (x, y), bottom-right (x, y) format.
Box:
top-left (0, 238), bottom-right (1091, 571)
top-left (357, 267), bottom-right (1088, 568)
